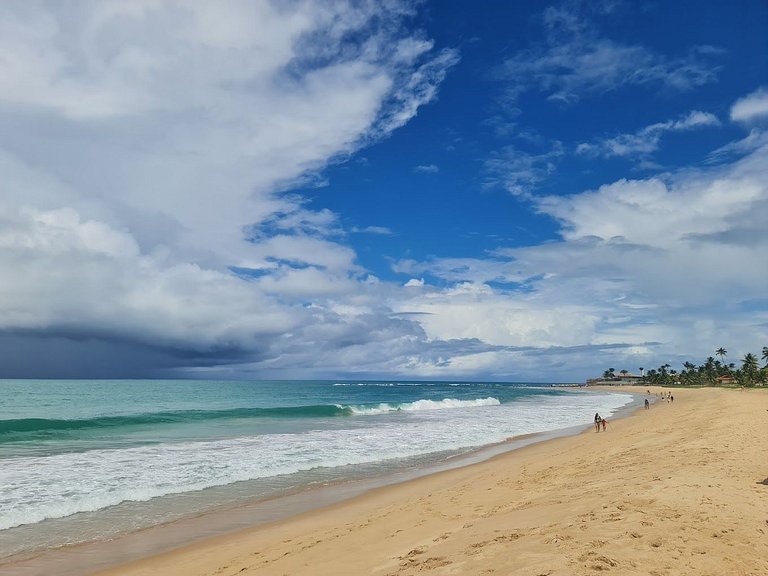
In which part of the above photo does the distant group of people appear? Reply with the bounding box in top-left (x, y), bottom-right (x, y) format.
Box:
top-left (645, 390), bottom-right (675, 407)
top-left (594, 389), bottom-right (678, 433)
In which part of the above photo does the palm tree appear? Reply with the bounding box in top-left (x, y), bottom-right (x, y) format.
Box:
top-left (656, 364), bottom-right (671, 385)
top-left (716, 347), bottom-right (727, 365)
top-left (762, 346), bottom-right (768, 368)
top-left (740, 353), bottom-right (759, 387)
top-left (743, 353), bottom-right (758, 373)
top-left (704, 357), bottom-right (716, 384)
top-left (682, 361), bottom-right (697, 385)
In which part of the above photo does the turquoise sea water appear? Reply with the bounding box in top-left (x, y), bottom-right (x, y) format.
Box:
top-left (0, 379), bottom-right (634, 560)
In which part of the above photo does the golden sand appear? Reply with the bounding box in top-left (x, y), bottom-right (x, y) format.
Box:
top-left (85, 387), bottom-right (768, 575)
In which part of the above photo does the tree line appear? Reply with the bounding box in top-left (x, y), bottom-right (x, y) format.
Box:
top-left (603, 347), bottom-right (768, 387)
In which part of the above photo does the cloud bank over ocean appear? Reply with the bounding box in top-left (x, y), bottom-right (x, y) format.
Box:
top-left (0, 1), bottom-right (766, 381)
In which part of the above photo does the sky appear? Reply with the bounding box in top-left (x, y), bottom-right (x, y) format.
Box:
top-left (0, 0), bottom-right (767, 382)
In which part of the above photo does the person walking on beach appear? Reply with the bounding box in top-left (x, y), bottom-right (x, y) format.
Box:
top-left (594, 412), bottom-right (602, 432)
top-left (601, 418), bottom-right (608, 431)
top-left (645, 398), bottom-right (650, 410)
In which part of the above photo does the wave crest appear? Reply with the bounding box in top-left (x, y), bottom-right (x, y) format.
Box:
top-left (347, 397), bottom-right (500, 415)
top-left (0, 405), bottom-right (349, 442)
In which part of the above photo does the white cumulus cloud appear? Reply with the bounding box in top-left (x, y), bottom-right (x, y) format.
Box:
top-left (0, 0), bottom-right (460, 378)
top-left (730, 87), bottom-right (768, 123)
top-left (393, 135), bottom-right (768, 381)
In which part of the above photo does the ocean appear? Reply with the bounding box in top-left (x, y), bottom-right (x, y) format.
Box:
top-left (0, 379), bottom-right (635, 564)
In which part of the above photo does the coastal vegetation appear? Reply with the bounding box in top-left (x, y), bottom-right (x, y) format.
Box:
top-left (603, 347), bottom-right (768, 387)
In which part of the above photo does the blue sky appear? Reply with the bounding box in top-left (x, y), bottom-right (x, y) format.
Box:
top-left (0, 0), bottom-right (766, 381)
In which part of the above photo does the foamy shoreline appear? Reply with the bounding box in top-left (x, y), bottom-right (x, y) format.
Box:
top-left (1, 388), bottom-right (639, 576)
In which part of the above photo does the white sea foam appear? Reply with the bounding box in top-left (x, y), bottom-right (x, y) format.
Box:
top-left (347, 397), bottom-right (501, 415)
top-left (332, 382), bottom-right (397, 387)
top-left (0, 391), bottom-right (632, 532)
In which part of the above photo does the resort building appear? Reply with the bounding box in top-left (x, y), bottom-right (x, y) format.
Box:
top-left (586, 373), bottom-right (644, 386)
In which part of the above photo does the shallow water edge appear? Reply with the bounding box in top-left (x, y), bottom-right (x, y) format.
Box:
top-left (1, 390), bottom-right (644, 576)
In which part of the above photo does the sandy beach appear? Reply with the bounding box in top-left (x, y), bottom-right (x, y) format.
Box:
top-left (16, 386), bottom-right (768, 576)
